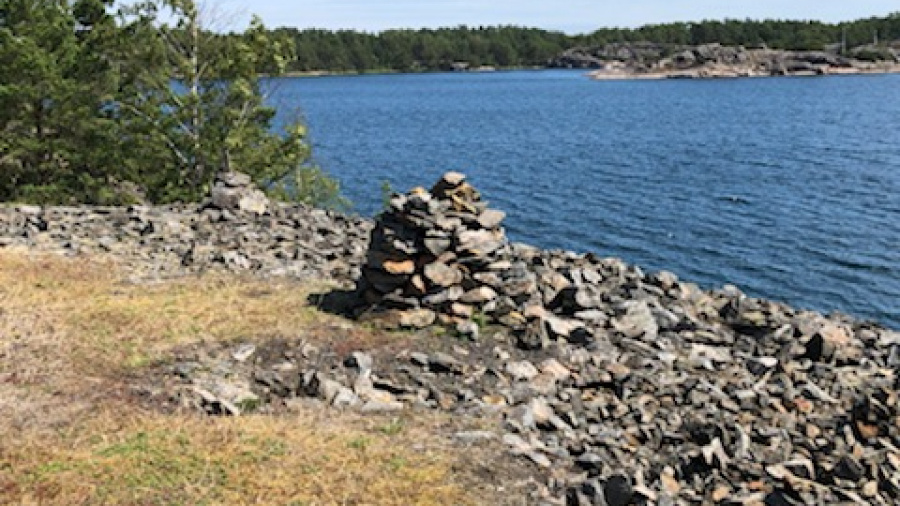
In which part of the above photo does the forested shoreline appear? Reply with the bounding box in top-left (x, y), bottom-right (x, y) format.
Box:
top-left (2, 2), bottom-right (899, 207)
top-left (278, 14), bottom-right (900, 72)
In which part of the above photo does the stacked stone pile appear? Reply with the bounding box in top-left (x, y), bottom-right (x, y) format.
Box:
top-left (209, 171), bottom-right (270, 215)
top-left (358, 171), bottom-right (532, 334)
top-left (0, 172), bottom-right (371, 282)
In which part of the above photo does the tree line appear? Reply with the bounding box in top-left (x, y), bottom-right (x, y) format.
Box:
top-left (0, 0), bottom-right (342, 206)
top-left (279, 14), bottom-right (900, 72)
top-left (578, 16), bottom-right (900, 51)
top-left (3, 3), bottom-right (898, 206)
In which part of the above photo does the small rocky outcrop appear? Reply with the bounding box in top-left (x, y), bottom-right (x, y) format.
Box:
top-left (550, 42), bottom-right (900, 79)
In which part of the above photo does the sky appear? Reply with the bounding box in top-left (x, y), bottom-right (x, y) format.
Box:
top-left (213, 1), bottom-right (899, 34)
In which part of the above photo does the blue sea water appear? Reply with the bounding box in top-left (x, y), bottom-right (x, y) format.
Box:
top-left (269, 70), bottom-right (900, 329)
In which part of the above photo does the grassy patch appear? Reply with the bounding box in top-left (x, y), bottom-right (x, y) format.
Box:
top-left (0, 250), bottom-right (483, 505)
top-left (0, 251), bottom-right (335, 380)
top-left (3, 412), bottom-right (470, 505)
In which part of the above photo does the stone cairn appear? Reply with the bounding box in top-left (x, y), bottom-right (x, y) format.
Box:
top-left (357, 171), bottom-right (532, 336)
top-left (208, 171), bottom-right (270, 216)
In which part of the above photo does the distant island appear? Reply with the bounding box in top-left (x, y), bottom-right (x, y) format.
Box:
top-left (277, 14), bottom-right (900, 74)
top-left (550, 43), bottom-right (900, 79)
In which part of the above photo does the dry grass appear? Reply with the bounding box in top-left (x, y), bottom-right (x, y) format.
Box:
top-left (1, 411), bottom-right (472, 505)
top-left (0, 250), bottom-right (485, 505)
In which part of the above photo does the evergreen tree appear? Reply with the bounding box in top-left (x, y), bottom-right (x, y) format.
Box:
top-left (0, 0), bottom-right (339, 206)
top-left (116, 0), bottom-right (314, 202)
top-left (0, 0), bottom-right (123, 203)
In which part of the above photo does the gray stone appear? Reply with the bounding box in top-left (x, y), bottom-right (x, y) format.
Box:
top-left (398, 308), bottom-right (437, 329)
top-left (217, 171), bottom-right (252, 187)
top-left (316, 376), bottom-right (345, 404)
top-left (422, 286), bottom-right (465, 307)
top-left (506, 360), bottom-right (540, 382)
top-left (345, 351), bottom-right (374, 375)
top-left (424, 237), bottom-right (451, 256)
top-left (539, 359), bottom-right (570, 382)
top-left (502, 433), bottom-right (528, 448)
top-left (543, 315), bottom-right (585, 340)
top-left (477, 209), bottom-right (506, 229)
top-left (454, 431), bottom-right (496, 444)
top-left (409, 352), bottom-right (430, 366)
top-left (613, 300), bottom-right (658, 340)
top-left (440, 171), bottom-right (466, 186)
top-left (210, 182), bottom-right (268, 215)
top-left (525, 451), bottom-right (552, 468)
top-left (456, 320), bottom-right (480, 339)
top-left (424, 262), bottom-right (463, 288)
top-left (527, 397), bottom-right (555, 426)
top-left (460, 286), bottom-right (498, 304)
top-left (232, 343), bottom-right (257, 363)
top-left (429, 352), bottom-right (464, 374)
top-left (360, 399), bottom-right (405, 412)
top-left (457, 229), bottom-right (505, 256)
top-left (332, 387), bottom-right (362, 408)
top-left (16, 205), bottom-right (43, 216)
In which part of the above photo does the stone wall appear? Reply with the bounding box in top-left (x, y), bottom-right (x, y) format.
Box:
top-left (0, 172), bottom-right (371, 282)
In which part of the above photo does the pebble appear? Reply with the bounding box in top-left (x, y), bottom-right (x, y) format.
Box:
top-left (506, 360), bottom-right (540, 382)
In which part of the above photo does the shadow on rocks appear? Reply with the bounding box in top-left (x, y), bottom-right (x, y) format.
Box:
top-left (307, 288), bottom-right (364, 318)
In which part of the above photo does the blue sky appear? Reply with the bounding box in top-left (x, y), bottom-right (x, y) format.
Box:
top-left (215, 1), bottom-right (899, 33)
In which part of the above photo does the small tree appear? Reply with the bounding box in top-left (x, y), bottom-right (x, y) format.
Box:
top-left (117, 0), bottom-right (318, 203)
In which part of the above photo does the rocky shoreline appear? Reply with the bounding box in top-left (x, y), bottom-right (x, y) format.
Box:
top-left (549, 42), bottom-right (900, 80)
top-left (3, 172), bottom-right (898, 504)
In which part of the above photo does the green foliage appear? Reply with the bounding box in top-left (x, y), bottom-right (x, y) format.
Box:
top-left (282, 26), bottom-right (572, 72)
top-left (0, 0), bottom-right (123, 203)
top-left (379, 179), bottom-right (395, 211)
top-left (0, 0), bottom-right (343, 208)
top-left (268, 165), bottom-right (350, 211)
top-left (114, 1), bottom-right (319, 203)
top-left (574, 14), bottom-right (900, 51)
top-left (275, 13), bottom-right (900, 73)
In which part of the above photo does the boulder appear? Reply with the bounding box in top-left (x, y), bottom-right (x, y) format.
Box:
top-left (209, 171), bottom-right (269, 215)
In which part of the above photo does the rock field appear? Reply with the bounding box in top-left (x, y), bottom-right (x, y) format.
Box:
top-left (0, 172), bottom-right (371, 282)
top-left (2, 172), bottom-right (898, 505)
